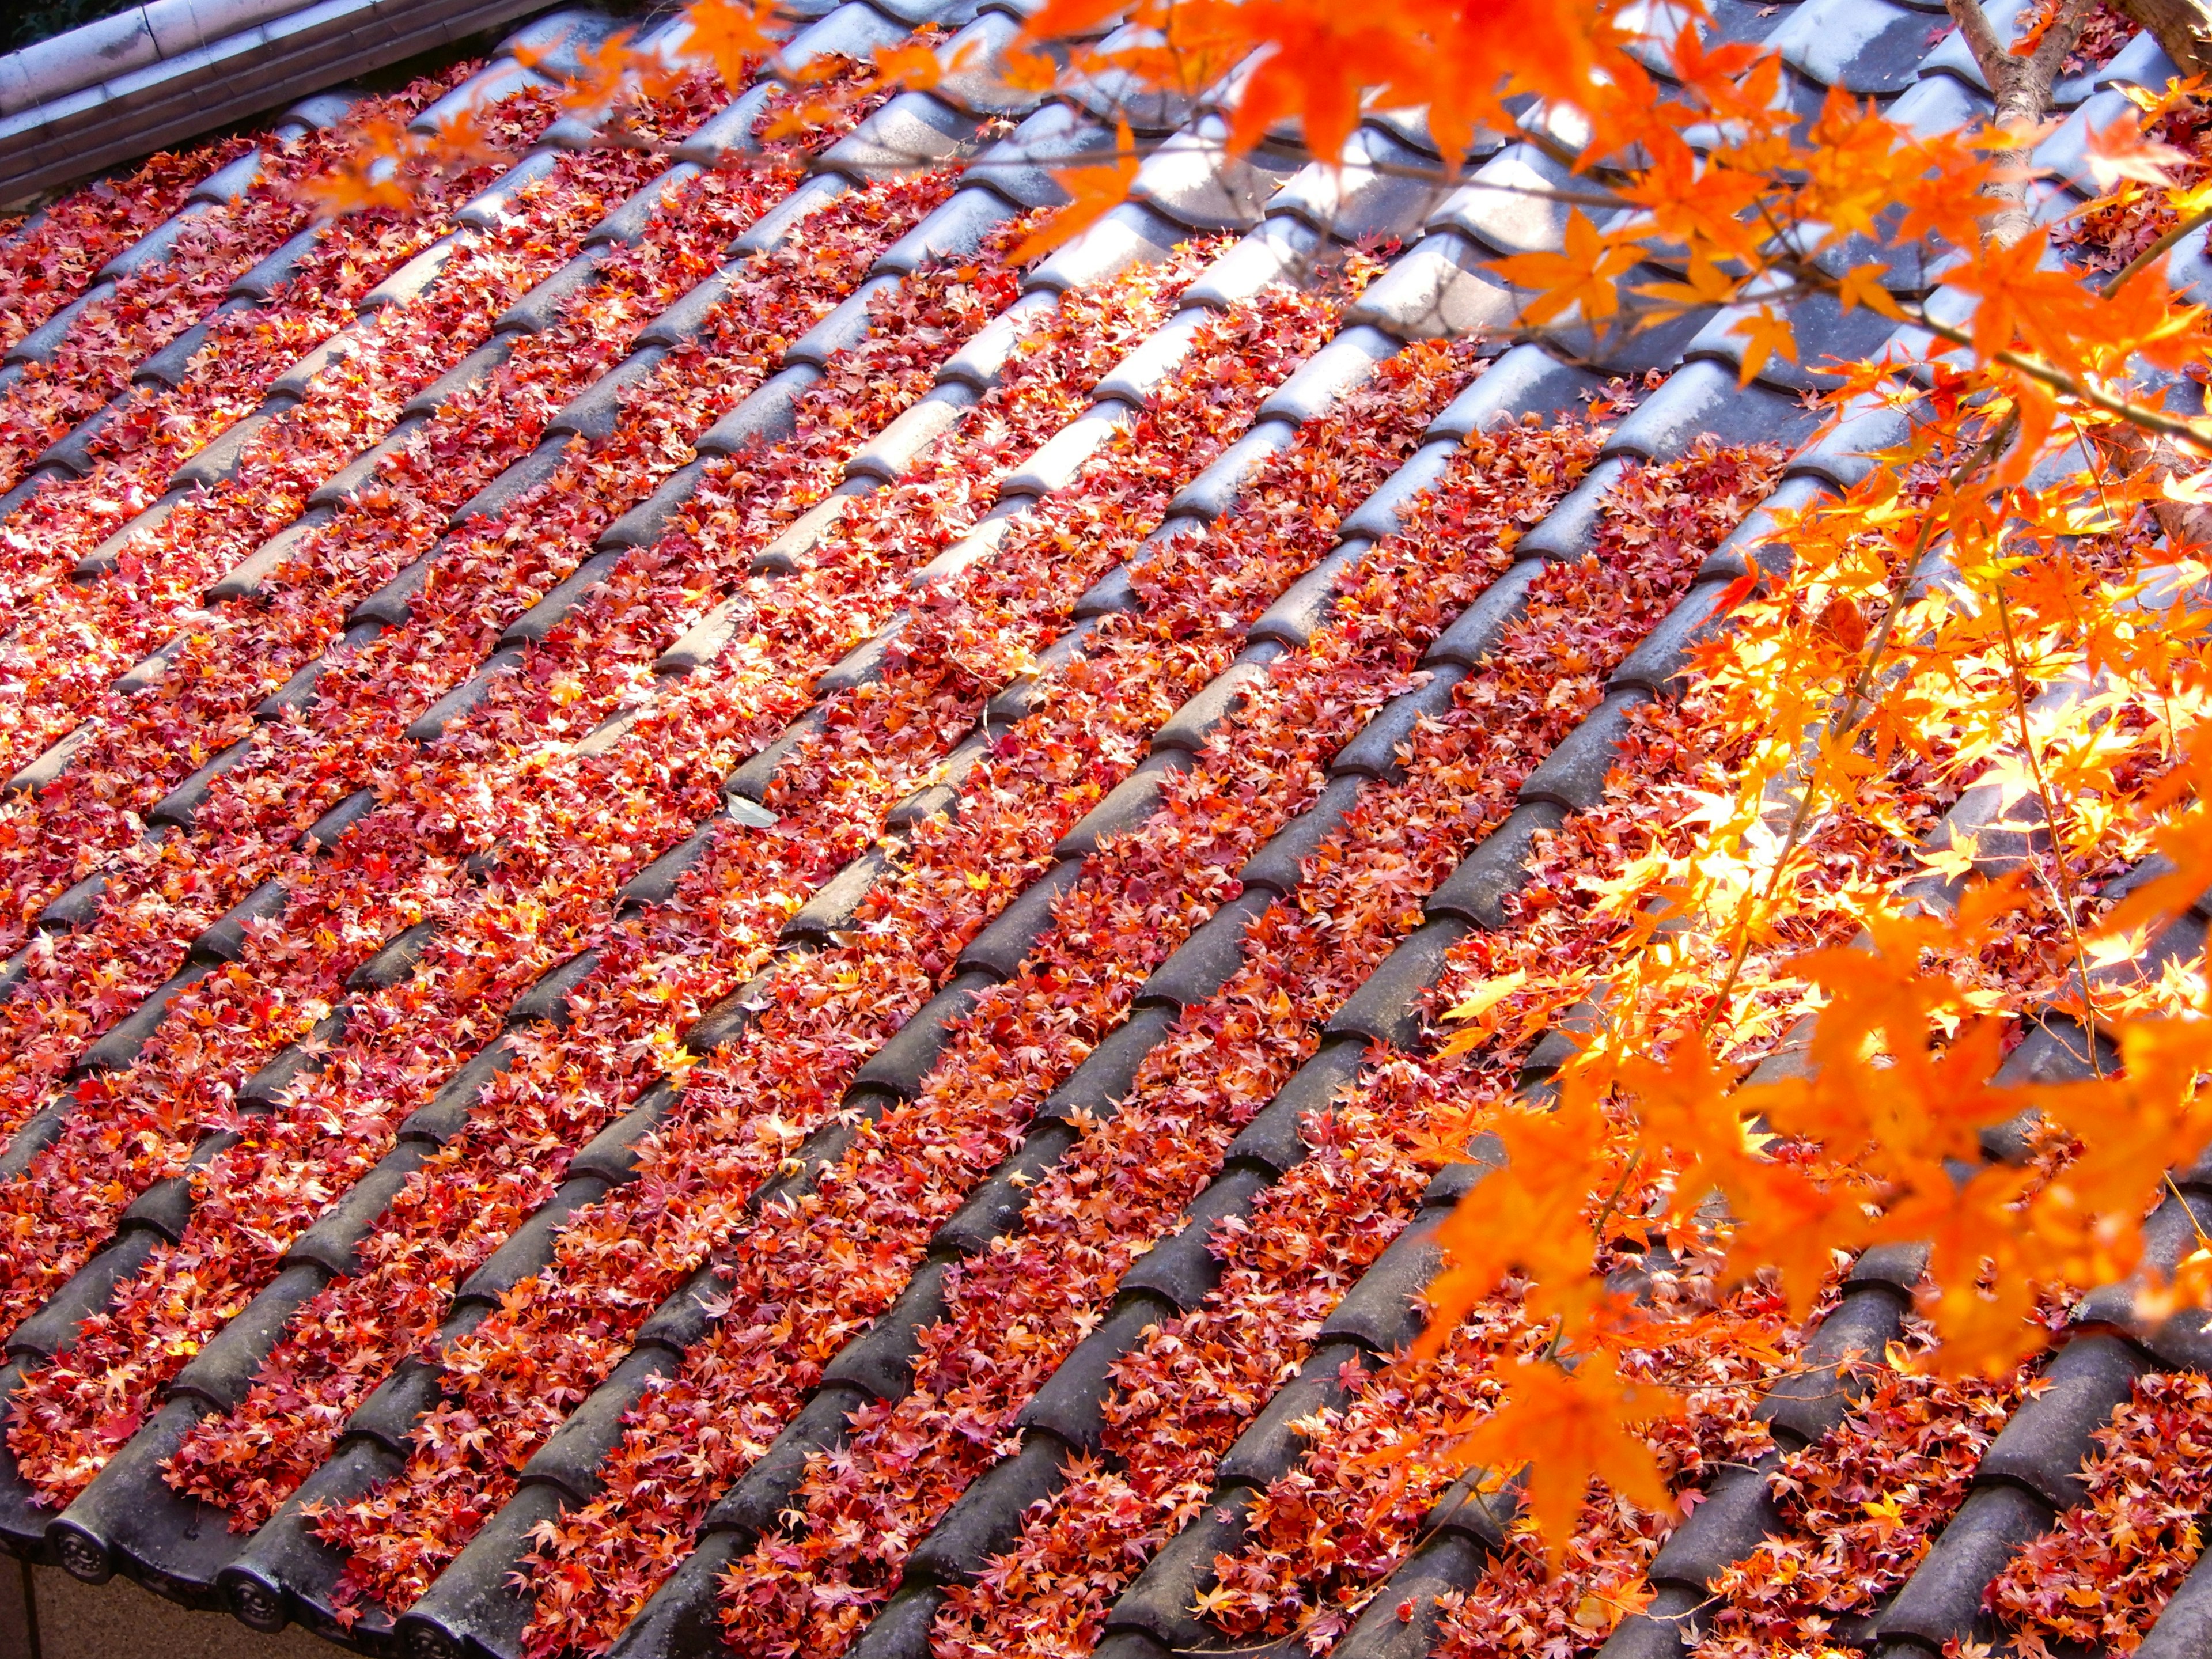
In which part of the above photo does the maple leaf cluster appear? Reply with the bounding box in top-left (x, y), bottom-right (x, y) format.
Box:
top-left (411, 271), bottom-right (1411, 1655)
top-left (145, 219), bottom-right (1189, 1555)
top-left (1383, 424), bottom-right (2209, 1584)
top-left (1695, 1365), bottom-right (2023, 1657)
top-left (0, 63), bottom-right (517, 508)
top-left (51, 176), bottom-right (994, 1512)
top-left (0, 65), bottom-right (869, 805)
top-left (963, 440), bottom-right (1788, 1642)
top-left (0, 63), bottom-right (893, 961)
top-left (692, 296), bottom-right (1473, 1659)
top-left (915, 414), bottom-right (1767, 1654)
top-left (1425, 1279), bottom-right (1794, 1658)
top-left (1987, 1369), bottom-right (2212, 1653)
top-left (2061, 78), bottom-right (2212, 278)
top-left (2015, 0), bottom-right (2141, 78)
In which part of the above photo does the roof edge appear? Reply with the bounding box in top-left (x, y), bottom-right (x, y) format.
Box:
top-left (0, 0), bottom-right (574, 211)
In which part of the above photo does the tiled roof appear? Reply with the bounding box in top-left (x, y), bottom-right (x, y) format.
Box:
top-left (0, 1), bottom-right (607, 209)
top-left (0, 1), bottom-right (2207, 1657)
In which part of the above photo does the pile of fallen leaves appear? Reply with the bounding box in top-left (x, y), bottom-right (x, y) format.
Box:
top-left (1990, 1371), bottom-right (2212, 1655)
top-left (1696, 1368), bottom-right (2021, 1657)
top-left (1, 1), bottom-right (2211, 1654)
top-left (7, 72), bottom-right (933, 1510)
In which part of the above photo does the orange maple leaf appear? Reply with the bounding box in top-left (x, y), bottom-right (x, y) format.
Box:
top-left (1494, 211), bottom-right (1642, 327)
top-left (680, 0), bottom-right (782, 92)
top-left (1010, 118), bottom-right (1138, 264)
top-left (1729, 304), bottom-right (1798, 388)
top-left (2098, 745), bottom-right (2212, 941)
top-left (295, 115), bottom-right (416, 218)
top-left (1454, 1350), bottom-right (1681, 1571)
top-left (2081, 109), bottom-right (2192, 192)
top-left (548, 29), bottom-right (643, 116)
top-left (1834, 260), bottom-right (1907, 320)
top-left (870, 36), bottom-right (948, 93)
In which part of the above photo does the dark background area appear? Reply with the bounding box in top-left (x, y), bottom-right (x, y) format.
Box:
top-left (4, 0), bottom-right (142, 55)
top-left (2, 1558), bottom-right (331, 1659)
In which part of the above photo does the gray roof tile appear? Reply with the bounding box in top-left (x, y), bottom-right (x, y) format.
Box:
top-left (1341, 230), bottom-right (1519, 342)
top-left (1425, 145), bottom-right (1579, 259)
top-left (1127, 114), bottom-right (1304, 231)
top-left (1769, 0), bottom-right (1940, 96)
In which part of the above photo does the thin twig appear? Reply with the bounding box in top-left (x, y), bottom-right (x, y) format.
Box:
top-left (2099, 202), bottom-right (2212, 297)
top-left (1539, 1151), bottom-right (1645, 1362)
top-left (2166, 1171), bottom-right (2212, 1249)
top-left (1988, 563), bottom-right (2107, 1073)
top-left (1698, 416), bottom-right (2018, 1044)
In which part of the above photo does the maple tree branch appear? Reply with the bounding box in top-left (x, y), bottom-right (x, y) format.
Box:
top-left (1981, 334), bottom-right (2212, 452)
top-left (1945, 0), bottom-right (2092, 248)
top-left (1645, 1588), bottom-right (1729, 1630)
top-left (1508, 224), bottom-right (2212, 463)
top-left (1515, 120), bottom-right (1591, 177)
top-left (2111, 0), bottom-right (2212, 77)
top-left (1586, 1150), bottom-right (1645, 1251)
top-left (1945, 0), bottom-right (2012, 85)
top-left (1699, 416), bottom-right (2020, 1044)
top-left (1801, 287), bottom-right (2212, 455)
top-left (1988, 566), bottom-right (2107, 1073)
top-left (2099, 200), bottom-right (2212, 297)
top-left (2027, 0), bottom-right (2099, 85)
top-left (1681, 219), bottom-right (2204, 451)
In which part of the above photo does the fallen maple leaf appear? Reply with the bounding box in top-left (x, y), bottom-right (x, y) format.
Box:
top-left (1437, 967), bottom-right (1527, 1058)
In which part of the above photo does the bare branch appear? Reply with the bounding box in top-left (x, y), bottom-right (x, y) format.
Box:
top-left (2025, 0), bottom-right (2098, 86)
top-left (1964, 0), bottom-right (2095, 247)
top-left (1946, 0), bottom-right (2015, 90)
top-left (2110, 0), bottom-right (2212, 75)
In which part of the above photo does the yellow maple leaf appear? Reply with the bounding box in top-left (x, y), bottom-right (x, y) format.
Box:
top-left (1911, 827), bottom-right (1981, 884)
top-left (1729, 304), bottom-right (1797, 387)
top-left (2164, 467), bottom-right (2212, 505)
top-left (295, 116), bottom-right (417, 217)
top-left (1438, 969), bottom-right (1527, 1059)
top-left (566, 29), bottom-right (642, 113)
